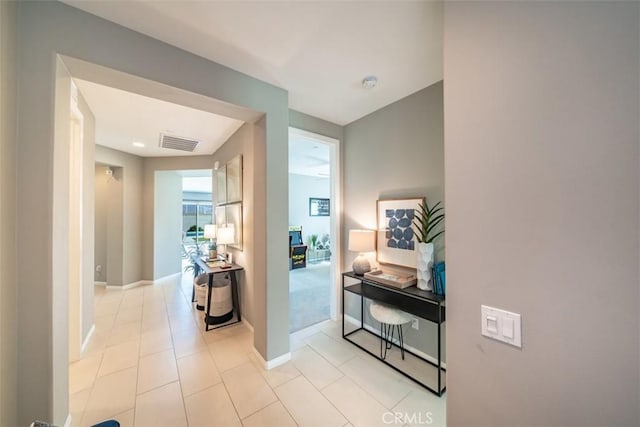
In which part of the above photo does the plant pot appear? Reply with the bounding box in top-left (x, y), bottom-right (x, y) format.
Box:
top-left (416, 242), bottom-right (434, 291)
top-left (208, 249), bottom-right (217, 259)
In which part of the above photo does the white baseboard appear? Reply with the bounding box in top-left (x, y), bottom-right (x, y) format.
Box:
top-left (241, 318), bottom-right (254, 333)
top-left (152, 272), bottom-right (182, 285)
top-left (290, 318), bottom-right (334, 340)
top-left (80, 324), bottom-right (95, 354)
top-left (63, 414), bottom-right (71, 427)
top-left (107, 280), bottom-right (147, 290)
top-left (94, 281), bottom-right (107, 286)
top-left (105, 273), bottom-right (180, 290)
top-left (252, 348), bottom-right (291, 370)
top-left (344, 314), bottom-right (446, 369)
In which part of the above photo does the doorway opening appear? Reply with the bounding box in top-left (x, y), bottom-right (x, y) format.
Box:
top-left (180, 170), bottom-right (214, 267)
top-left (288, 128), bottom-right (340, 333)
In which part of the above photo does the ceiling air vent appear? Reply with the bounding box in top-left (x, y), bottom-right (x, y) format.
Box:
top-left (159, 133), bottom-right (200, 152)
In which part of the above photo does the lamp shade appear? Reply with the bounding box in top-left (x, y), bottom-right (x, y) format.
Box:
top-left (217, 224), bottom-right (235, 245)
top-left (204, 224), bottom-right (216, 239)
top-left (348, 229), bottom-right (375, 253)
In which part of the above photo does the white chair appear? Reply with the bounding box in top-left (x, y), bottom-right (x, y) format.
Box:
top-left (370, 301), bottom-right (412, 360)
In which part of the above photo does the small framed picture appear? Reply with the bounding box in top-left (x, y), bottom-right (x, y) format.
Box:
top-left (225, 202), bottom-right (243, 250)
top-left (376, 197), bottom-right (424, 268)
top-left (226, 155), bottom-right (242, 203)
top-left (309, 197), bottom-right (330, 216)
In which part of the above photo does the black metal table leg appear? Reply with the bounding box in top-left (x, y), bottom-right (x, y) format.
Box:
top-left (341, 275), bottom-right (345, 338)
top-left (205, 272), bottom-right (214, 331)
top-left (230, 271), bottom-right (241, 322)
top-left (437, 300), bottom-right (442, 396)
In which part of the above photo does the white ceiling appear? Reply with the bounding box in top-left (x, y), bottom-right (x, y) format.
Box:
top-left (63, 1), bottom-right (443, 126)
top-left (74, 79), bottom-right (244, 157)
top-left (289, 132), bottom-right (330, 178)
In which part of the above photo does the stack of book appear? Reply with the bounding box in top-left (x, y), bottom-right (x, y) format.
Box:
top-left (432, 262), bottom-right (446, 295)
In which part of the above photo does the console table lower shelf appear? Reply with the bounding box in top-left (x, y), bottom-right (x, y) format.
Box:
top-left (193, 256), bottom-right (244, 332)
top-left (342, 272), bottom-right (446, 396)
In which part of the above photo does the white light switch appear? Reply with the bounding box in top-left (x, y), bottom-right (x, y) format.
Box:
top-left (486, 316), bottom-right (498, 334)
top-left (481, 305), bottom-right (522, 348)
top-left (503, 317), bottom-right (514, 339)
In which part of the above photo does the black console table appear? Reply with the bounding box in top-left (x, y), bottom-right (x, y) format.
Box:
top-left (193, 256), bottom-right (243, 331)
top-left (342, 271), bottom-right (446, 396)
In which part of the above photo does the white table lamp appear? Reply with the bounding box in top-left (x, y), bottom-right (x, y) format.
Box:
top-left (204, 224), bottom-right (216, 240)
top-left (348, 229), bottom-right (375, 275)
top-left (204, 224), bottom-right (217, 258)
top-left (217, 224), bottom-right (235, 264)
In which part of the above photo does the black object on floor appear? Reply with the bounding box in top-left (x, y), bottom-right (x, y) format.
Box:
top-left (92, 420), bottom-right (121, 427)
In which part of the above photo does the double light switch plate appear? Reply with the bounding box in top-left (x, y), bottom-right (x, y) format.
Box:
top-left (481, 305), bottom-right (522, 348)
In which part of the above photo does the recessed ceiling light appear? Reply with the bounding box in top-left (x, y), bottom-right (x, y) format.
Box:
top-left (362, 75), bottom-right (378, 89)
top-left (132, 142), bottom-right (145, 148)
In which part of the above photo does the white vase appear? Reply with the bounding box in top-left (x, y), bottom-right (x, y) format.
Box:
top-left (416, 242), bottom-right (434, 291)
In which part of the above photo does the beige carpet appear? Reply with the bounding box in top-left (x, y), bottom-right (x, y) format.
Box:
top-left (289, 262), bottom-right (331, 332)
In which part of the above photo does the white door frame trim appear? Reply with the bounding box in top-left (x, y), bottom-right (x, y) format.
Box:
top-left (288, 127), bottom-right (342, 321)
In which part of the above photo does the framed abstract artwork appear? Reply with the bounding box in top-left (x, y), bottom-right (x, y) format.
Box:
top-left (376, 197), bottom-right (424, 268)
top-left (309, 197), bottom-right (330, 216)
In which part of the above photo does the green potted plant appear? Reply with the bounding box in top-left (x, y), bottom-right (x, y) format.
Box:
top-left (208, 240), bottom-right (217, 259)
top-left (309, 234), bottom-right (318, 250)
top-left (412, 200), bottom-right (444, 291)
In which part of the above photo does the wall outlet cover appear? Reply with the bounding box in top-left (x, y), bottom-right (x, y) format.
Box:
top-left (481, 305), bottom-right (522, 348)
top-left (411, 318), bottom-right (419, 330)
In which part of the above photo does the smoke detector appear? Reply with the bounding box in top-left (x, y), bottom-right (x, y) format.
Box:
top-left (362, 75), bottom-right (378, 89)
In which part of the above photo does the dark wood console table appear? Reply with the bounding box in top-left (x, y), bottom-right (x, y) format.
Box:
top-left (342, 271), bottom-right (446, 396)
top-left (193, 256), bottom-right (243, 331)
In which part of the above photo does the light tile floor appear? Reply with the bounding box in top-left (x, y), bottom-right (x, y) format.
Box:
top-left (70, 273), bottom-right (445, 427)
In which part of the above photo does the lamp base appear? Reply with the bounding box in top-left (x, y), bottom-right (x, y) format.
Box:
top-left (352, 254), bottom-right (371, 276)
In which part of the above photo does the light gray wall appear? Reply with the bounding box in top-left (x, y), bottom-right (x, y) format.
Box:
top-left (211, 123), bottom-right (259, 326)
top-left (153, 171), bottom-right (183, 279)
top-left (343, 82), bottom-right (445, 359)
top-left (106, 167), bottom-right (124, 286)
top-left (15, 0), bottom-right (291, 422)
top-left (343, 82), bottom-right (444, 262)
top-left (289, 174), bottom-right (330, 243)
top-left (444, 2), bottom-right (639, 426)
top-left (78, 91), bottom-right (96, 339)
top-left (0, 0), bottom-right (18, 425)
top-left (94, 166), bottom-right (108, 282)
top-left (51, 57), bottom-right (72, 425)
top-left (96, 151), bottom-right (216, 283)
top-left (289, 109), bottom-right (344, 143)
top-left (95, 145), bottom-right (144, 286)
top-left (252, 117), bottom-right (269, 357)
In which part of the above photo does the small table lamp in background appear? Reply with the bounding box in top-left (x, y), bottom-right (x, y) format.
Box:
top-left (204, 224), bottom-right (216, 259)
top-left (349, 229), bottom-right (375, 275)
top-left (217, 224), bottom-right (235, 265)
